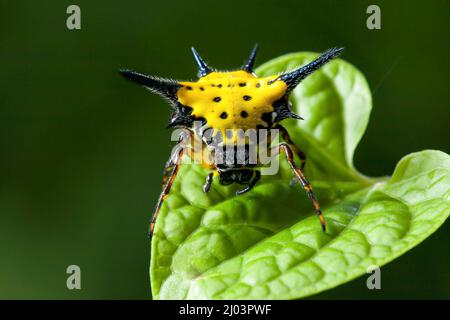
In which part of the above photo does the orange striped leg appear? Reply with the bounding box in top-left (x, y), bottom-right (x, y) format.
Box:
top-left (160, 159), bottom-right (174, 187)
top-left (276, 124), bottom-right (306, 170)
top-left (275, 143), bottom-right (326, 232)
top-left (149, 146), bottom-right (185, 237)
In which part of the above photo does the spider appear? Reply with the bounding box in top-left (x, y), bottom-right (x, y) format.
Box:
top-left (120, 45), bottom-right (343, 236)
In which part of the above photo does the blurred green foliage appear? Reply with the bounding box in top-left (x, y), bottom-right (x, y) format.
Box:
top-left (0, 0), bottom-right (449, 299)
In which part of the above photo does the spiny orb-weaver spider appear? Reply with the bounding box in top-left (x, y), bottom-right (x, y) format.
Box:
top-left (120, 45), bottom-right (343, 236)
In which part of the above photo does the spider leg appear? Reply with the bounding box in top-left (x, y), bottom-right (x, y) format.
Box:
top-left (160, 150), bottom-right (178, 187)
top-left (273, 143), bottom-right (326, 232)
top-left (203, 172), bottom-right (214, 193)
top-left (236, 170), bottom-right (261, 195)
top-left (276, 124), bottom-right (306, 170)
top-left (149, 143), bottom-right (185, 237)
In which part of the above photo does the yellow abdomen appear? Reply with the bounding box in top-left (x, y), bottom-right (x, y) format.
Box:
top-left (177, 71), bottom-right (287, 142)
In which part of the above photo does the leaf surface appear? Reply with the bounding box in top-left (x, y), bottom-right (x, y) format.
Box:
top-left (150, 53), bottom-right (450, 299)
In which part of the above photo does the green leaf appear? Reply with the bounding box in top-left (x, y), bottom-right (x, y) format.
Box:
top-left (150, 52), bottom-right (450, 300)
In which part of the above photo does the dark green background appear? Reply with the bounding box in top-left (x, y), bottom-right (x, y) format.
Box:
top-left (1, 0), bottom-right (449, 299)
